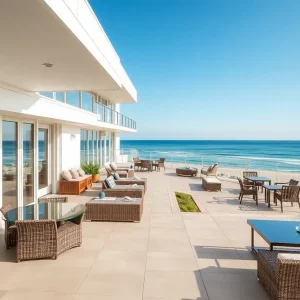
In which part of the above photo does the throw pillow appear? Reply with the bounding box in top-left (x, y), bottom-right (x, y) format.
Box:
top-left (113, 172), bottom-right (120, 180)
top-left (110, 162), bottom-right (117, 171)
top-left (62, 170), bottom-right (72, 181)
top-left (105, 176), bottom-right (116, 189)
top-left (77, 168), bottom-right (85, 176)
top-left (70, 168), bottom-right (79, 179)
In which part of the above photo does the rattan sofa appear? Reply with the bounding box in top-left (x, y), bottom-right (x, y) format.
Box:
top-left (257, 250), bottom-right (300, 300)
top-left (59, 175), bottom-right (92, 195)
top-left (16, 214), bottom-right (83, 263)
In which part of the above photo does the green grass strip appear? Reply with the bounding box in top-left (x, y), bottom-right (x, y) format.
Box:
top-left (175, 192), bottom-right (200, 212)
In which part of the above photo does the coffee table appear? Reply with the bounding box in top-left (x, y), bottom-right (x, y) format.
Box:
top-left (85, 197), bottom-right (143, 222)
top-left (176, 167), bottom-right (198, 177)
top-left (247, 219), bottom-right (300, 252)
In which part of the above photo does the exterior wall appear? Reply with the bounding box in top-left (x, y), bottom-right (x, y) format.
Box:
top-left (61, 125), bottom-right (81, 171)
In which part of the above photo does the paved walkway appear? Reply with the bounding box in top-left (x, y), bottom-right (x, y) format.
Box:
top-left (0, 170), bottom-right (299, 300)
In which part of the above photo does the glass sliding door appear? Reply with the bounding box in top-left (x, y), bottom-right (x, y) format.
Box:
top-left (23, 123), bottom-right (34, 205)
top-left (2, 121), bottom-right (18, 208)
top-left (38, 127), bottom-right (50, 196)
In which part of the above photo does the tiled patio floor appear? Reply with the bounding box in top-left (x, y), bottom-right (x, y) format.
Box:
top-left (1, 170), bottom-right (300, 299)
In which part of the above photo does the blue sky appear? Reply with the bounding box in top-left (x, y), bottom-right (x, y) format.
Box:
top-left (89, 0), bottom-right (300, 140)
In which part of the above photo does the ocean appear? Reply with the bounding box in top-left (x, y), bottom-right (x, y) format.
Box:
top-left (120, 140), bottom-right (300, 172)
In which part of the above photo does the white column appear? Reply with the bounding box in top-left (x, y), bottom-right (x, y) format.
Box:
top-left (33, 120), bottom-right (39, 203)
top-left (0, 115), bottom-right (3, 228)
top-left (51, 123), bottom-right (62, 194)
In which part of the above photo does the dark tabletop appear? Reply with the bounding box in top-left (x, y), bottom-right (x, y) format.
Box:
top-left (247, 176), bottom-right (271, 182)
top-left (176, 167), bottom-right (198, 171)
top-left (247, 219), bottom-right (300, 246)
top-left (263, 185), bottom-right (283, 191)
top-left (3, 203), bottom-right (86, 224)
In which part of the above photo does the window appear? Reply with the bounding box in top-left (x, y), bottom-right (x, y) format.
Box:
top-left (55, 92), bottom-right (64, 102)
top-left (40, 92), bottom-right (53, 98)
top-left (82, 92), bottom-right (93, 112)
top-left (2, 121), bottom-right (18, 208)
top-left (66, 91), bottom-right (80, 107)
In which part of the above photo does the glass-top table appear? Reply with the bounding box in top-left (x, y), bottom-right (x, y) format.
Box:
top-left (2, 202), bottom-right (86, 224)
top-left (247, 176), bottom-right (272, 184)
top-left (247, 219), bottom-right (300, 252)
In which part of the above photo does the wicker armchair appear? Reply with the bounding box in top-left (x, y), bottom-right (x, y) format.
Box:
top-left (201, 163), bottom-right (219, 177)
top-left (153, 158), bottom-right (166, 171)
top-left (16, 214), bottom-right (83, 263)
top-left (133, 157), bottom-right (141, 171)
top-left (102, 179), bottom-right (144, 199)
top-left (257, 250), bottom-right (300, 300)
top-left (0, 204), bottom-right (17, 249)
top-left (38, 196), bottom-right (68, 203)
top-left (243, 171), bottom-right (264, 192)
top-left (274, 185), bottom-right (300, 213)
top-left (275, 179), bottom-right (299, 186)
top-left (237, 178), bottom-right (258, 205)
top-left (140, 160), bottom-right (152, 172)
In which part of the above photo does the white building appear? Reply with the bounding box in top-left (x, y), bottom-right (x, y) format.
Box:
top-left (0, 0), bottom-right (137, 212)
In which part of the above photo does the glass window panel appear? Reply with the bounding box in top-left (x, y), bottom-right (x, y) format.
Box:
top-left (101, 136), bottom-right (105, 165)
top-left (93, 131), bottom-right (97, 164)
top-left (40, 92), bottom-right (53, 98)
top-left (2, 121), bottom-right (18, 208)
top-left (66, 91), bottom-right (80, 107)
top-left (38, 128), bottom-right (48, 190)
top-left (82, 92), bottom-right (93, 112)
top-left (55, 92), bottom-right (64, 102)
top-left (23, 123), bottom-right (34, 205)
top-left (80, 130), bottom-right (87, 164)
top-left (88, 130), bottom-right (93, 163)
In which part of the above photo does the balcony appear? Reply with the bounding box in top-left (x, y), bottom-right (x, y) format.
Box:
top-left (39, 91), bottom-right (136, 130)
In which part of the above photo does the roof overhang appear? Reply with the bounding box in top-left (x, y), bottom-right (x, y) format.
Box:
top-left (0, 0), bottom-right (137, 103)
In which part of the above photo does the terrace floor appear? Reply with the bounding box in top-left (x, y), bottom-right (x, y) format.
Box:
top-left (0, 170), bottom-right (300, 300)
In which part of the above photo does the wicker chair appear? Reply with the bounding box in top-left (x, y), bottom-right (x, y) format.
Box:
top-left (38, 196), bottom-right (68, 203)
top-left (274, 185), bottom-right (300, 213)
top-left (243, 171), bottom-right (264, 192)
top-left (237, 178), bottom-right (258, 205)
top-left (275, 179), bottom-right (299, 186)
top-left (140, 160), bottom-right (152, 172)
top-left (133, 157), bottom-right (141, 171)
top-left (257, 250), bottom-right (300, 300)
top-left (114, 177), bottom-right (148, 192)
top-left (16, 214), bottom-right (83, 263)
top-left (153, 158), bottom-right (166, 171)
top-left (0, 204), bottom-right (17, 249)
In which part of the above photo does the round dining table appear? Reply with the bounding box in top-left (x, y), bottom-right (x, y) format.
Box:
top-left (3, 202), bottom-right (86, 224)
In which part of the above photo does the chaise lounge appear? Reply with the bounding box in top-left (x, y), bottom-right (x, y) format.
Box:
top-left (201, 163), bottom-right (219, 177)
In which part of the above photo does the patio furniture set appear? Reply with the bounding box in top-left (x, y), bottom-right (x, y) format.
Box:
top-left (239, 171), bottom-right (300, 212)
top-left (133, 157), bottom-right (166, 172)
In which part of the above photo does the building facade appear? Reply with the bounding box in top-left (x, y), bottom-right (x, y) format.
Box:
top-left (0, 0), bottom-right (137, 219)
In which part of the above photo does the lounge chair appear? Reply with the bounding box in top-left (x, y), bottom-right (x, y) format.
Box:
top-left (201, 163), bottom-right (218, 177)
top-left (113, 176), bottom-right (147, 192)
top-left (274, 185), bottom-right (300, 212)
top-left (102, 176), bottom-right (145, 199)
top-left (257, 250), bottom-right (300, 300)
top-left (106, 163), bottom-right (134, 177)
top-left (237, 178), bottom-right (258, 205)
